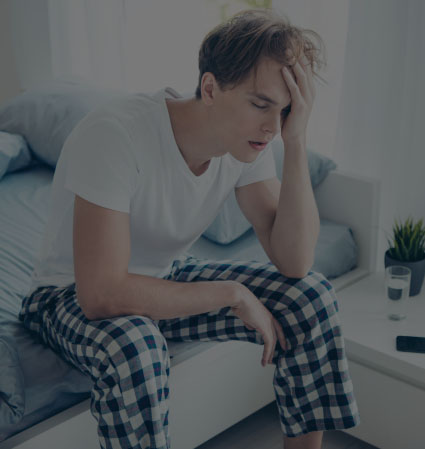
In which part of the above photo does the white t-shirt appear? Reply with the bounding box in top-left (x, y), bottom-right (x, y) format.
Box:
top-left (29, 87), bottom-right (276, 291)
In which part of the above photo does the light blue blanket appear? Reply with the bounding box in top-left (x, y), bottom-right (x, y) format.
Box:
top-left (0, 166), bottom-right (92, 441)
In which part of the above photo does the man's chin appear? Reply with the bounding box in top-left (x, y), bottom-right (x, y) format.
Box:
top-left (228, 151), bottom-right (259, 164)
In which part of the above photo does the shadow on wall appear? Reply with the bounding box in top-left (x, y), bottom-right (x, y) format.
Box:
top-left (0, 0), bottom-right (21, 104)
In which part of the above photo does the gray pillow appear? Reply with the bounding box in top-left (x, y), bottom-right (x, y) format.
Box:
top-left (0, 80), bottom-right (125, 167)
top-left (203, 139), bottom-right (337, 244)
top-left (0, 131), bottom-right (32, 180)
top-left (189, 219), bottom-right (356, 280)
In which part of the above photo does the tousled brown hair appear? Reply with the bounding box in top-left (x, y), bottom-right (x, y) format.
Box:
top-left (195, 9), bottom-right (326, 99)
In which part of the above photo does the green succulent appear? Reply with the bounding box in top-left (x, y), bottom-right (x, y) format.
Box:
top-left (387, 216), bottom-right (425, 262)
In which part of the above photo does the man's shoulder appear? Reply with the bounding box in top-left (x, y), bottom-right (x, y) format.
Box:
top-left (103, 86), bottom-right (180, 116)
top-left (91, 91), bottom-right (163, 124)
top-left (70, 89), bottom-right (166, 143)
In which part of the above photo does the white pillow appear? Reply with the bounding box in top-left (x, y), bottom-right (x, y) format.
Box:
top-left (0, 131), bottom-right (32, 180)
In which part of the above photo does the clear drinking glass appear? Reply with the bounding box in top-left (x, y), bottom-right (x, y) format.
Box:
top-left (385, 266), bottom-right (411, 320)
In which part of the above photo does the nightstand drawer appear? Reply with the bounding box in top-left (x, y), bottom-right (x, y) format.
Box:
top-left (344, 359), bottom-right (425, 449)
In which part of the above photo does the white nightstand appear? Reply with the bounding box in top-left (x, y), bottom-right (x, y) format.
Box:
top-left (336, 272), bottom-right (425, 449)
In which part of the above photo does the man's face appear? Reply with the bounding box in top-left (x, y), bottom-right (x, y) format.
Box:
top-left (209, 57), bottom-right (292, 163)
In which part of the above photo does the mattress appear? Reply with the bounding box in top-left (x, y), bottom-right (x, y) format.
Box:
top-left (0, 164), bottom-right (357, 441)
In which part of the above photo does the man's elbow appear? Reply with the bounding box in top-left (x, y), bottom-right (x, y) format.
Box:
top-left (76, 283), bottom-right (110, 320)
top-left (276, 257), bottom-right (314, 279)
top-left (280, 267), bottom-right (311, 279)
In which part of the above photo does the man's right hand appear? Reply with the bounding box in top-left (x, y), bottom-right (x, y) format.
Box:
top-left (230, 283), bottom-right (287, 367)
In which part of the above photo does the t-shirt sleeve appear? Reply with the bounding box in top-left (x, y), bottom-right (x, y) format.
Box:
top-left (64, 116), bottom-right (139, 213)
top-left (235, 145), bottom-right (277, 188)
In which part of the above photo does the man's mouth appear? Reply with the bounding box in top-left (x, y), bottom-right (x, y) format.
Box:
top-left (248, 141), bottom-right (268, 151)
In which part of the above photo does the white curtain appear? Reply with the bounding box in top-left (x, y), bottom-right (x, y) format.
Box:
top-left (333, 0), bottom-right (425, 269)
top-left (48, 0), bottom-right (221, 93)
top-left (47, 0), bottom-right (425, 271)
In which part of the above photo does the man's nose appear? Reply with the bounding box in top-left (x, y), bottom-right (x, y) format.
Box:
top-left (261, 115), bottom-right (281, 137)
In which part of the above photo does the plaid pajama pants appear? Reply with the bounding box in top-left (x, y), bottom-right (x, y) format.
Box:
top-left (19, 254), bottom-right (360, 449)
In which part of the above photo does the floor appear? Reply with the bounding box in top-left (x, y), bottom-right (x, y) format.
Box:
top-left (197, 402), bottom-right (379, 449)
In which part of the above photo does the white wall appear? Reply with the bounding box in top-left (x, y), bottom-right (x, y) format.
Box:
top-left (0, 0), bottom-right (21, 104)
top-left (6, 0), bottom-right (53, 91)
top-left (334, 0), bottom-right (425, 271)
top-left (274, 0), bottom-right (350, 158)
top-left (395, 0), bottom-right (425, 235)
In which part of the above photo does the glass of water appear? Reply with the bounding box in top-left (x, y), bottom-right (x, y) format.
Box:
top-left (385, 265), bottom-right (411, 320)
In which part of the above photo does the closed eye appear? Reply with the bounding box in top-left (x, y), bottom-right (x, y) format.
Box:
top-left (251, 102), bottom-right (268, 109)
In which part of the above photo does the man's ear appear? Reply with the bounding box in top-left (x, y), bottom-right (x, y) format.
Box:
top-left (201, 72), bottom-right (218, 105)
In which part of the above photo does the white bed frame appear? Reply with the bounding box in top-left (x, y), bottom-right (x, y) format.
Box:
top-left (2, 169), bottom-right (380, 449)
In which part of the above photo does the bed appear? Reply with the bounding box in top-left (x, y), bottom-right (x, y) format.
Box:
top-left (0, 81), bottom-right (380, 449)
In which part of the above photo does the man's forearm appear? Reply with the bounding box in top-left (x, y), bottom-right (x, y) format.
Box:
top-left (87, 273), bottom-right (240, 321)
top-left (270, 140), bottom-right (320, 277)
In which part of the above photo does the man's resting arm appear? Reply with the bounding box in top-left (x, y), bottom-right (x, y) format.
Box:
top-left (73, 195), bottom-right (240, 321)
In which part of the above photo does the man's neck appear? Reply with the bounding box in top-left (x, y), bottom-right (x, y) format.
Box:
top-left (165, 97), bottom-right (225, 175)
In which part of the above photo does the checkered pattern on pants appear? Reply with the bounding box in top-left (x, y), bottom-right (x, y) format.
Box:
top-left (19, 254), bottom-right (360, 448)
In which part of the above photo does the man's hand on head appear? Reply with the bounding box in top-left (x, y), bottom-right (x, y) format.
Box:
top-left (280, 53), bottom-right (316, 148)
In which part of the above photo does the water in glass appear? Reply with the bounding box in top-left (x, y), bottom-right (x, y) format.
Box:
top-left (386, 277), bottom-right (409, 320)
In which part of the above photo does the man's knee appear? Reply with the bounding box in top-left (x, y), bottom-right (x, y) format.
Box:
top-left (274, 271), bottom-right (340, 346)
top-left (94, 316), bottom-right (170, 376)
top-left (296, 271), bottom-right (338, 312)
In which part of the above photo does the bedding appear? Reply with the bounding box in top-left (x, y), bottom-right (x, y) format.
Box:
top-left (0, 163), bottom-right (357, 441)
top-left (190, 218), bottom-right (356, 279)
top-left (0, 166), bottom-right (93, 442)
top-left (0, 338), bottom-right (25, 426)
top-left (0, 131), bottom-right (32, 180)
top-left (0, 81), bottom-right (125, 167)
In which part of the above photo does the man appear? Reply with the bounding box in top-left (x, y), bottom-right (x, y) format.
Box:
top-left (20, 9), bottom-right (360, 449)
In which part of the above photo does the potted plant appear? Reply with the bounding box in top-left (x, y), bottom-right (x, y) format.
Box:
top-left (385, 216), bottom-right (425, 296)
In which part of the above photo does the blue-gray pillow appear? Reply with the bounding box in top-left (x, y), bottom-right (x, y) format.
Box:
top-left (203, 138), bottom-right (337, 245)
top-left (0, 338), bottom-right (25, 426)
top-left (0, 80), bottom-right (125, 167)
top-left (189, 219), bottom-right (356, 280)
top-left (270, 138), bottom-right (337, 187)
top-left (0, 132), bottom-right (32, 180)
